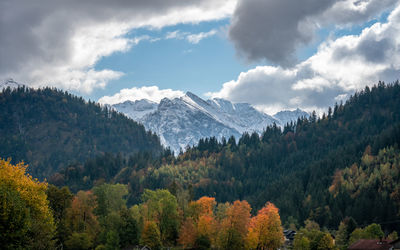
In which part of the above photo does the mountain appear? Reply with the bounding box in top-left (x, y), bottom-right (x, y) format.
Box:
top-left (0, 86), bottom-right (162, 178)
top-left (112, 99), bottom-right (158, 120)
top-left (111, 92), bottom-right (308, 152)
top-left (0, 78), bottom-right (25, 91)
top-left (49, 81), bottom-right (400, 233)
top-left (107, 81), bottom-right (400, 231)
top-left (273, 108), bottom-right (309, 126)
top-left (142, 95), bottom-right (241, 152)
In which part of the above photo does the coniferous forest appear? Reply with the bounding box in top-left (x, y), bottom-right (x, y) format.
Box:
top-left (0, 87), bottom-right (162, 178)
top-left (1, 81), bottom-right (400, 249)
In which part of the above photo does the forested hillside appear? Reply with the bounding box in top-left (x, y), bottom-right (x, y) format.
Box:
top-left (52, 81), bottom-right (400, 233)
top-left (0, 87), bottom-right (162, 178)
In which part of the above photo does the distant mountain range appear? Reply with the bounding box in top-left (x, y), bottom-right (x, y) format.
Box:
top-left (111, 92), bottom-right (309, 152)
top-left (0, 79), bottom-right (308, 153)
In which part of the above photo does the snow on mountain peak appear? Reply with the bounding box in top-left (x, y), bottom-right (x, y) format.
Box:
top-left (111, 93), bottom-right (308, 153)
top-left (1, 79), bottom-right (25, 91)
top-left (112, 99), bottom-right (157, 120)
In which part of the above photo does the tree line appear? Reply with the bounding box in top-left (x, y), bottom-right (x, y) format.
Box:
top-left (51, 81), bottom-right (400, 233)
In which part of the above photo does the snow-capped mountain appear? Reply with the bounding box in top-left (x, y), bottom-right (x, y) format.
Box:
top-left (0, 79), bottom-right (25, 91)
top-left (111, 92), bottom-right (309, 153)
top-left (112, 99), bottom-right (158, 120)
top-left (273, 108), bottom-right (309, 126)
top-left (142, 96), bottom-right (241, 152)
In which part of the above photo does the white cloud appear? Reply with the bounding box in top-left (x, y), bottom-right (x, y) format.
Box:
top-left (1, 0), bottom-right (237, 93)
top-left (165, 30), bottom-right (189, 40)
top-left (228, 0), bottom-right (397, 65)
top-left (186, 29), bottom-right (218, 44)
top-left (98, 86), bottom-right (185, 105)
top-left (208, 4), bottom-right (400, 114)
top-left (165, 29), bottom-right (218, 44)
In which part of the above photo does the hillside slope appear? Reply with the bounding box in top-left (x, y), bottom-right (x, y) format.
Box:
top-left (0, 87), bottom-right (162, 178)
top-left (111, 81), bottom-right (400, 230)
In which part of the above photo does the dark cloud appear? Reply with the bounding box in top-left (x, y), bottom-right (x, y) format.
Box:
top-left (0, 0), bottom-right (199, 73)
top-left (228, 0), bottom-right (337, 66)
top-left (357, 38), bottom-right (392, 63)
top-left (333, 37), bottom-right (392, 63)
top-left (0, 0), bottom-right (234, 91)
top-left (211, 4), bottom-right (400, 114)
top-left (228, 0), bottom-right (398, 66)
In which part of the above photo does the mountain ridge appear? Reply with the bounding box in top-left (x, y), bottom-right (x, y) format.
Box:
top-left (111, 92), bottom-right (309, 152)
top-left (0, 85), bottom-right (162, 178)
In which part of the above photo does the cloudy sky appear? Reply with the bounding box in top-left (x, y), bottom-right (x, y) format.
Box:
top-left (1, 0), bottom-right (399, 114)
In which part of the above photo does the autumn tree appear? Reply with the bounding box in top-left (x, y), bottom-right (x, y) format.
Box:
top-left (189, 196), bottom-right (217, 220)
top-left (197, 214), bottom-right (217, 244)
top-left (317, 233), bottom-right (335, 250)
top-left (0, 159), bottom-right (56, 249)
top-left (246, 202), bottom-right (283, 250)
top-left (219, 200), bottom-right (252, 249)
top-left (65, 190), bottom-right (100, 243)
top-left (141, 221), bottom-right (162, 250)
top-left (178, 217), bottom-right (197, 248)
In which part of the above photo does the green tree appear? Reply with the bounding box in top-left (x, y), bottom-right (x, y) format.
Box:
top-left (387, 231), bottom-right (398, 241)
top-left (47, 185), bottom-right (73, 245)
top-left (93, 183), bottom-right (128, 218)
top-left (317, 233), bottom-right (334, 250)
top-left (335, 221), bottom-right (349, 250)
top-left (118, 208), bottom-right (139, 247)
top-left (65, 191), bottom-right (100, 242)
top-left (65, 232), bottom-right (93, 250)
top-left (141, 221), bottom-right (162, 250)
top-left (0, 159), bottom-right (56, 249)
top-left (0, 186), bottom-right (31, 249)
top-left (293, 236), bottom-right (310, 250)
top-left (349, 223), bottom-right (384, 245)
top-left (105, 230), bottom-right (120, 250)
top-left (195, 234), bottom-right (211, 250)
top-left (141, 189), bottom-right (179, 245)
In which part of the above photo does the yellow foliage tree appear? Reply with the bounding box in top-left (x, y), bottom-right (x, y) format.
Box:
top-left (0, 159), bottom-right (55, 249)
top-left (218, 200), bottom-right (252, 249)
top-left (246, 202), bottom-right (284, 250)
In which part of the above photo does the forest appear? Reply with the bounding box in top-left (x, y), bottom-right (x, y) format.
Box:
top-left (1, 82), bottom-right (400, 249)
top-left (51, 82), bottom-right (400, 232)
top-left (0, 87), bottom-right (162, 178)
top-left (2, 158), bottom-right (396, 249)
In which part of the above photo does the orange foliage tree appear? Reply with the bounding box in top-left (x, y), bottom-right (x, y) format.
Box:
top-left (246, 202), bottom-right (283, 250)
top-left (189, 196), bottom-right (216, 220)
top-left (65, 190), bottom-right (100, 241)
top-left (218, 200), bottom-right (252, 249)
top-left (178, 217), bottom-right (197, 248)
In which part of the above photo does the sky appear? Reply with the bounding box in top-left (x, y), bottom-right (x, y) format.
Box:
top-left (1, 0), bottom-right (399, 114)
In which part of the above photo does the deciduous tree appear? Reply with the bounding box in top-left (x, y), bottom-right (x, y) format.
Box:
top-left (246, 202), bottom-right (283, 250)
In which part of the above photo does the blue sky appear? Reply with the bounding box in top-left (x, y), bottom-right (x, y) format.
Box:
top-left (90, 19), bottom-right (257, 101)
top-left (2, 0), bottom-right (400, 114)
